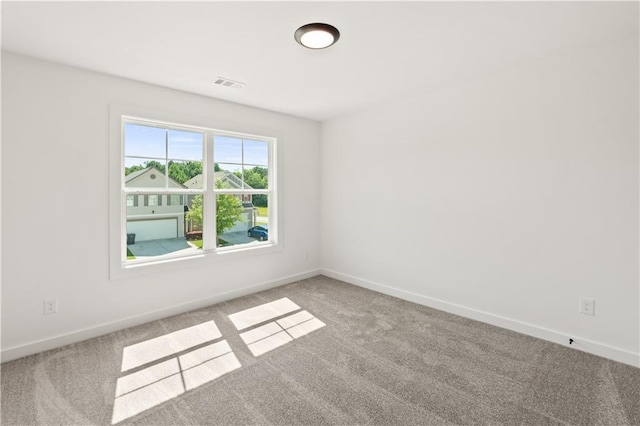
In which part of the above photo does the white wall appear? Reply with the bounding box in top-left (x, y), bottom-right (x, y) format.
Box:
top-left (3, 36), bottom-right (639, 367)
top-left (321, 37), bottom-right (639, 366)
top-left (1, 53), bottom-right (321, 360)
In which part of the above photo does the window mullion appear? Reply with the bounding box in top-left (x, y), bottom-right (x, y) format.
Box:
top-left (203, 131), bottom-right (216, 250)
top-left (121, 192), bottom-right (127, 263)
top-left (268, 139), bottom-right (275, 243)
top-left (165, 129), bottom-right (169, 189)
top-left (241, 138), bottom-right (245, 190)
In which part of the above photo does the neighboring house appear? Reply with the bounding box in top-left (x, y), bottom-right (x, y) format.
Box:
top-left (183, 171), bottom-right (257, 233)
top-left (125, 167), bottom-right (188, 242)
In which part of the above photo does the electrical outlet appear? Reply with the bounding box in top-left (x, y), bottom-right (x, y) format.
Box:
top-left (304, 250), bottom-right (310, 260)
top-left (44, 298), bottom-right (57, 315)
top-left (579, 297), bottom-right (594, 316)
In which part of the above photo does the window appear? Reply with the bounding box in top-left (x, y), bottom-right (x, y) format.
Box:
top-left (212, 135), bottom-right (270, 249)
top-left (168, 194), bottom-right (183, 206)
top-left (126, 195), bottom-right (136, 207)
top-left (146, 195), bottom-right (159, 207)
top-left (119, 116), bottom-right (276, 269)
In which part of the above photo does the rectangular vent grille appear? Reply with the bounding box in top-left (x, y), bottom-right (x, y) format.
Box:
top-left (213, 77), bottom-right (246, 89)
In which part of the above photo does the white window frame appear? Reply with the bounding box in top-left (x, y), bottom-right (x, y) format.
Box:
top-left (109, 104), bottom-right (281, 279)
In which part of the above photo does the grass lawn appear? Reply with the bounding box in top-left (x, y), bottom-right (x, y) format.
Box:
top-left (257, 207), bottom-right (268, 217)
top-left (127, 248), bottom-right (135, 260)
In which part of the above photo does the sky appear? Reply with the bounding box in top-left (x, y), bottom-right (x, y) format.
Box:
top-left (124, 123), bottom-right (269, 172)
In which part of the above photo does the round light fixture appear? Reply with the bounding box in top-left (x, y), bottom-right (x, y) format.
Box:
top-left (294, 23), bottom-right (340, 49)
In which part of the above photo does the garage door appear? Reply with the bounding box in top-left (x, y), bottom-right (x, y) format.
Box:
top-left (127, 218), bottom-right (178, 242)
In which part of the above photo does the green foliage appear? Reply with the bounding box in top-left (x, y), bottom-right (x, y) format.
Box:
top-left (252, 194), bottom-right (268, 208)
top-left (171, 161), bottom-right (202, 183)
top-left (124, 164), bottom-right (145, 176)
top-left (215, 180), bottom-right (245, 235)
top-left (185, 194), bottom-right (203, 227)
top-left (145, 160), bottom-right (166, 173)
top-left (216, 192), bottom-right (244, 235)
top-left (185, 180), bottom-right (245, 239)
top-left (229, 166), bottom-right (268, 207)
top-left (125, 160), bottom-right (203, 185)
top-left (125, 161), bottom-right (164, 176)
top-left (244, 166), bottom-right (268, 189)
top-left (168, 163), bottom-right (188, 184)
top-left (124, 160), bottom-right (164, 176)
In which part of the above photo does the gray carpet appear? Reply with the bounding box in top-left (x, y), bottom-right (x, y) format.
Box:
top-left (2, 275), bottom-right (639, 425)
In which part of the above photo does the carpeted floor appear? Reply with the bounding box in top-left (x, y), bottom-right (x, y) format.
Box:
top-left (2, 275), bottom-right (639, 425)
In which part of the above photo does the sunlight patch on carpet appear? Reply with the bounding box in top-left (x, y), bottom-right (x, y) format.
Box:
top-left (120, 320), bottom-right (222, 372)
top-left (228, 297), bottom-right (300, 331)
top-left (234, 305), bottom-right (326, 357)
top-left (112, 322), bottom-right (239, 424)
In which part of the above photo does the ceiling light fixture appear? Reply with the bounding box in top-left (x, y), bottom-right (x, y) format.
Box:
top-left (294, 23), bottom-right (340, 49)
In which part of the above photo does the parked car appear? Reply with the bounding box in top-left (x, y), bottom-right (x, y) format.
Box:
top-left (248, 225), bottom-right (268, 241)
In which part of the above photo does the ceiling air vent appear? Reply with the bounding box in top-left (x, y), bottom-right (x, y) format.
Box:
top-left (213, 77), bottom-right (246, 89)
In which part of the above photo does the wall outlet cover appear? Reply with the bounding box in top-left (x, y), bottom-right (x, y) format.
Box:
top-left (44, 298), bottom-right (57, 315)
top-left (579, 297), bottom-right (594, 316)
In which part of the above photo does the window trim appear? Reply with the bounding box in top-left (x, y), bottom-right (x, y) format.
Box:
top-left (109, 104), bottom-right (282, 280)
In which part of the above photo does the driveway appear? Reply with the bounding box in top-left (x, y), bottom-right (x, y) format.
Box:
top-left (128, 238), bottom-right (197, 257)
top-left (129, 233), bottom-right (259, 256)
top-left (220, 230), bottom-right (256, 245)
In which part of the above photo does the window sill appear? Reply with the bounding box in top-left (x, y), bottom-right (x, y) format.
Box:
top-left (110, 242), bottom-right (281, 280)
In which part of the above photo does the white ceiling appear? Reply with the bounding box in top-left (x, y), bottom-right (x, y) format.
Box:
top-left (2, 1), bottom-right (637, 121)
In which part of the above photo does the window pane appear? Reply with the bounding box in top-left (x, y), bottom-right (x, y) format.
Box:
top-left (168, 130), bottom-right (203, 161)
top-left (213, 137), bottom-right (269, 189)
top-left (243, 140), bottom-right (268, 166)
top-left (124, 123), bottom-right (166, 159)
top-left (126, 194), bottom-right (201, 261)
top-left (214, 135), bottom-right (242, 164)
top-left (216, 194), bottom-right (268, 248)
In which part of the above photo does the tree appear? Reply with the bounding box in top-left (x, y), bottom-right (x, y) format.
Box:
top-left (215, 191), bottom-right (244, 237)
top-left (144, 160), bottom-right (165, 173)
top-left (230, 166), bottom-right (268, 207)
top-left (125, 160), bottom-right (165, 176)
top-left (168, 163), bottom-right (188, 184)
top-left (125, 160), bottom-right (203, 183)
top-left (185, 180), bottom-right (244, 244)
top-left (185, 195), bottom-right (203, 229)
top-left (124, 164), bottom-right (145, 176)
top-left (167, 160), bottom-right (202, 184)
top-left (244, 167), bottom-right (267, 189)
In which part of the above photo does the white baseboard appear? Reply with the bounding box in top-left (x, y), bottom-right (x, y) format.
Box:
top-left (1, 269), bottom-right (321, 363)
top-left (321, 268), bottom-right (640, 368)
